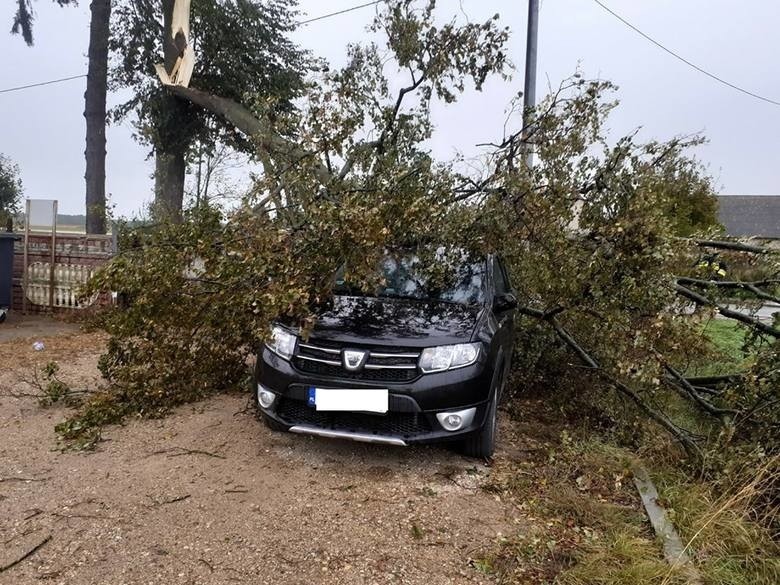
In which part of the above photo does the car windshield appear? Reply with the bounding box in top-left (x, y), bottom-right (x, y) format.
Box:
top-left (334, 250), bottom-right (485, 306)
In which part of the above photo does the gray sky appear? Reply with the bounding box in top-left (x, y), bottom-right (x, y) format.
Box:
top-left (1, 0), bottom-right (778, 216)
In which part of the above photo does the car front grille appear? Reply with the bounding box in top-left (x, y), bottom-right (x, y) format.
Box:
top-left (276, 398), bottom-right (432, 439)
top-left (294, 339), bottom-right (420, 382)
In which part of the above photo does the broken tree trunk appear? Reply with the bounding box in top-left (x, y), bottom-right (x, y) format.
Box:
top-left (152, 0), bottom-right (191, 222)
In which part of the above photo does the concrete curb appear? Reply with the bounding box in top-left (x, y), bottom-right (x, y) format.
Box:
top-left (633, 464), bottom-right (704, 584)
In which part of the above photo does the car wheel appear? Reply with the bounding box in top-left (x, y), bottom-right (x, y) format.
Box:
top-left (460, 375), bottom-right (500, 459)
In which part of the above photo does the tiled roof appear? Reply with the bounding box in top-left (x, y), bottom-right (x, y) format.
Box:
top-left (717, 196), bottom-right (780, 238)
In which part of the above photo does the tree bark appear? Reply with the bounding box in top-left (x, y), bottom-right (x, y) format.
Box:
top-left (84, 0), bottom-right (111, 235)
top-left (154, 149), bottom-right (186, 221)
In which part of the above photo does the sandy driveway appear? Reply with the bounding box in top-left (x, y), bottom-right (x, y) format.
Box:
top-left (0, 325), bottom-right (522, 585)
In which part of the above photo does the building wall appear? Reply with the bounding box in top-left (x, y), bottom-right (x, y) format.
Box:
top-left (717, 195), bottom-right (780, 238)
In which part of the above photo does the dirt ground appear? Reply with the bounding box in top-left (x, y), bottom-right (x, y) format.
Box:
top-left (0, 313), bottom-right (80, 343)
top-left (0, 319), bottom-right (536, 585)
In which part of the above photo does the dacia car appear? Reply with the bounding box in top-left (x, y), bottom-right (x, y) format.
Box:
top-left (254, 251), bottom-right (516, 457)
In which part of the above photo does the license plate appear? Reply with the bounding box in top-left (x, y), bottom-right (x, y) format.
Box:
top-left (309, 387), bottom-right (388, 413)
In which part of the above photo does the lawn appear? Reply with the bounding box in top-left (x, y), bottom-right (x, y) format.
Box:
top-left (684, 318), bottom-right (750, 377)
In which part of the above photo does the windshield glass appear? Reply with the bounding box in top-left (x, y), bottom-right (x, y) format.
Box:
top-left (334, 250), bottom-right (485, 306)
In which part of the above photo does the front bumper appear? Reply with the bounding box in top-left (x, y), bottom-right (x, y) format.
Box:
top-left (255, 347), bottom-right (494, 445)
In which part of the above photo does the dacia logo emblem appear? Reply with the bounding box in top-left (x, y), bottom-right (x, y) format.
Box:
top-left (342, 349), bottom-right (367, 372)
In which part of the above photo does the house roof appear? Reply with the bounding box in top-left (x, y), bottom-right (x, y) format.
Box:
top-left (717, 195), bottom-right (780, 238)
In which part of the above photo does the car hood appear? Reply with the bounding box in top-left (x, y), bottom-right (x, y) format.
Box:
top-left (308, 295), bottom-right (482, 347)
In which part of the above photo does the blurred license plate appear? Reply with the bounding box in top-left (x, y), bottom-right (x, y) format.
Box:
top-left (309, 387), bottom-right (388, 413)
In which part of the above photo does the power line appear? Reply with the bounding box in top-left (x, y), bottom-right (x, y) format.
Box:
top-left (298, 0), bottom-right (382, 26)
top-left (0, 73), bottom-right (86, 94)
top-left (592, 0), bottom-right (780, 107)
top-left (0, 1), bottom-right (385, 95)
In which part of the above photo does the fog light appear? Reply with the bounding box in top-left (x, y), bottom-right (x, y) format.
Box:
top-left (436, 407), bottom-right (476, 432)
top-left (257, 385), bottom-right (276, 409)
top-left (444, 414), bottom-right (462, 427)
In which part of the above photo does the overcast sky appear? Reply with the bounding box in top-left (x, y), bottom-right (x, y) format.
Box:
top-left (1, 0), bottom-right (778, 216)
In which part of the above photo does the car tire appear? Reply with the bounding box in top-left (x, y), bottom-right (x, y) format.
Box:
top-left (460, 373), bottom-right (501, 459)
top-left (261, 412), bottom-right (288, 432)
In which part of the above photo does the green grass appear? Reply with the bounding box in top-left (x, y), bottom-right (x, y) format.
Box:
top-left (657, 466), bottom-right (780, 585)
top-left (478, 411), bottom-right (780, 585)
top-left (684, 319), bottom-right (749, 377)
top-left (704, 320), bottom-right (748, 359)
top-left (477, 431), bottom-right (688, 584)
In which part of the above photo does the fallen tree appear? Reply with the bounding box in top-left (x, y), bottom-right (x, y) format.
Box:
top-left (71, 0), bottom-right (778, 527)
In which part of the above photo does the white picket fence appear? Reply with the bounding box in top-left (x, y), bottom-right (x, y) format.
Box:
top-left (25, 262), bottom-right (99, 309)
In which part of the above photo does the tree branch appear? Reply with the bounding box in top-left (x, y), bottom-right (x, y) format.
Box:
top-left (689, 239), bottom-right (774, 254)
top-left (663, 363), bottom-right (736, 418)
top-left (674, 284), bottom-right (780, 338)
top-left (166, 85), bottom-right (332, 185)
top-left (684, 374), bottom-right (744, 387)
top-left (676, 277), bottom-right (780, 304)
top-left (517, 305), bottom-right (701, 457)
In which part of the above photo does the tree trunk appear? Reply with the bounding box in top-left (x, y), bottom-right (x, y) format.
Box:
top-left (84, 0), bottom-right (111, 235)
top-left (154, 149), bottom-right (186, 221)
top-left (151, 0), bottom-right (188, 221)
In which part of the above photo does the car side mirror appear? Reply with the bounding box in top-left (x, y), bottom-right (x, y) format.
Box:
top-left (493, 292), bottom-right (517, 312)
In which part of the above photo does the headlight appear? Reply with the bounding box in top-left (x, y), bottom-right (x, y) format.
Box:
top-left (419, 342), bottom-right (481, 373)
top-left (265, 325), bottom-right (297, 360)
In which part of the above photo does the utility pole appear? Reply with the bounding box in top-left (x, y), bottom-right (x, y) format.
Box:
top-left (523, 0), bottom-right (539, 168)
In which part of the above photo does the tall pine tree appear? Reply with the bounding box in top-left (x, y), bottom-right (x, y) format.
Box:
top-left (11, 0), bottom-right (110, 234)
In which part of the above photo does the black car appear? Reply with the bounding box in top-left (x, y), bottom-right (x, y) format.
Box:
top-left (254, 251), bottom-right (516, 457)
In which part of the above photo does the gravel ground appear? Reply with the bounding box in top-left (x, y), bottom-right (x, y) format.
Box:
top-left (0, 324), bottom-right (526, 585)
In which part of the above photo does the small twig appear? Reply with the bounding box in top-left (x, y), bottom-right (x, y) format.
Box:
top-left (436, 474), bottom-right (479, 491)
top-left (198, 558), bottom-right (214, 572)
top-left (23, 509), bottom-right (43, 521)
top-left (152, 446), bottom-right (226, 460)
top-left (0, 534), bottom-right (52, 574)
top-left (4, 527), bottom-right (40, 546)
top-left (167, 449), bottom-right (225, 459)
top-left (233, 395), bottom-right (255, 417)
top-left (51, 512), bottom-right (118, 521)
top-left (146, 494), bottom-right (191, 507)
top-left (0, 477), bottom-right (48, 483)
top-left (224, 488), bottom-right (249, 494)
